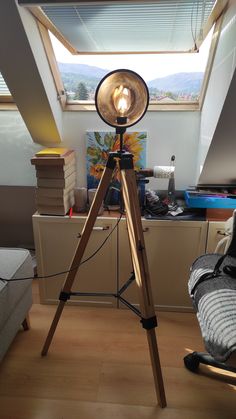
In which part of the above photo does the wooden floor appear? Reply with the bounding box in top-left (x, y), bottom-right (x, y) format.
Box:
top-left (0, 282), bottom-right (236, 419)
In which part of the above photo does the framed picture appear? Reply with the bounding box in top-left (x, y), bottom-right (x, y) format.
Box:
top-left (86, 131), bottom-right (147, 194)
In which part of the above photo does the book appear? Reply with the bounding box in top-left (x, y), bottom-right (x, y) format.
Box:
top-left (36, 162), bottom-right (76, 179)
top-left (34, 157), bottom-right (75, 172)
top-left (37, 200), bottom-right (74, 215)
top-left (36, 190), bottom-right (75, 206)
top-left (37, 203), bottom-right (72, 216)
top-left (37, 171), bottom-right (76, 188)
top-left (36, 186), bottom-right (75, 198)
top-left (35, 147), bottom-right (69, 157)
top-left (31, 150), bottom-right (75, 166)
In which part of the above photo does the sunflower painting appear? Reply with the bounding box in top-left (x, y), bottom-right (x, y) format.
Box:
top-left (86, 131), bottom-right (147, 191)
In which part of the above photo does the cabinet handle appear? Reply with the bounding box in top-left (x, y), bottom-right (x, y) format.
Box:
top-left (217, 230), bottom-right (227, 236)
top-left (77, 226), bottom-right (110, 238)
top-left (125, 226), bottom-right (149, 233)
top-left (93, 226), bottom-right (110, 231)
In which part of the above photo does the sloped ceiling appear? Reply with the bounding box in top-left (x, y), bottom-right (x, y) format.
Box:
top-left (198, 66), bottom-right (236, 186)
top-left (0, 0), bottom-right (63, 145)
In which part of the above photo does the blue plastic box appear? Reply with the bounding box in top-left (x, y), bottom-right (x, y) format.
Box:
top-left (185, 191), bottom-right (236, 209)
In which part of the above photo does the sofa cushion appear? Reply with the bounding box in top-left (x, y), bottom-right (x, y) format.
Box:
top-left (0, 286), bottom-right (32, 362)
top-left (0, 248), bottom-right (33, 330)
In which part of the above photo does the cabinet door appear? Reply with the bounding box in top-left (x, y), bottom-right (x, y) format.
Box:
top-left (206, 221), bottom-right (227, 253)
top-left (118, 219), bottom-right (208, 311)
top-left (33, 215), bottom-right (117, 306)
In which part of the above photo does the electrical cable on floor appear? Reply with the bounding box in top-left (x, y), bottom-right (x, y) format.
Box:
top-left (0, 211), bottom-right (123, 282)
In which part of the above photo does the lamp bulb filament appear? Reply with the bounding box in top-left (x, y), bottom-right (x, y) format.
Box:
top-left (113, 85), bottom-right (132, 116)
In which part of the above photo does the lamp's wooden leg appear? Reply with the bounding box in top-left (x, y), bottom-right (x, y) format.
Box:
top-left (41, 160), bottom-right (115, 357)
top-left (41, 301), bottom-right (65, 356)
top-left (121, 169), bottom-right (153, 313)
top-left (146, 328), bottom-right (166, 408)
top-left (120, 166), bottom-right (166, 408)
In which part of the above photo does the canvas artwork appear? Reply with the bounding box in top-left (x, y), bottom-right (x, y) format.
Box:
top-left (86, 131), bottom-right (147, 185)
top-left (86, 131), bottom-right (147, 206)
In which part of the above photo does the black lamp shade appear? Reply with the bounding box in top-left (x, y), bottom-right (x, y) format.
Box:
top-left (95, 69), bottom-right (149, 129)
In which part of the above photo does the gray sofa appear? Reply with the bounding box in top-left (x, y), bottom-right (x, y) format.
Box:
top-left (0, 248), bottom-right (33, 361)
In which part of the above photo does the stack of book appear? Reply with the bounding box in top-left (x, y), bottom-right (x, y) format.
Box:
top-left (31, 148), bottom-right (76, 215)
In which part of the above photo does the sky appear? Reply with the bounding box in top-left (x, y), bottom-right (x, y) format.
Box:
top-left (50, 30), bottom-right (212, 81)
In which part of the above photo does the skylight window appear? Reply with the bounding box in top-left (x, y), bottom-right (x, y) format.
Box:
top-left (18, 0), bottom-right (225, 109)
top-left (49, 27), bottom-right (214, 105)
top-left (26, 0), bottom-right (218, 53)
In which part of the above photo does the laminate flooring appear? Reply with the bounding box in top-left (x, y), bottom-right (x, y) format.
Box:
top-left (0, 282), bottom-right (236, 419)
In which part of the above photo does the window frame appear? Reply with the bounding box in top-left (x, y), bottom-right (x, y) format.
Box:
top-left (0, 5), bottom-right (225, 111)
top-left (38, 10), bottom-right (223, 113)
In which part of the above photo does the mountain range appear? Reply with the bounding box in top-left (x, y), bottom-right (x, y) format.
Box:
top-left (148, 72), bottom-right (204, 94)
top-left (58, 62), bottom-right (107, 80)
top-left (58, 62), bottom-right (204, 96)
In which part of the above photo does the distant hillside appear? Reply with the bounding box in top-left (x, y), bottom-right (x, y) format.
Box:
top-left (58, 62), bottom-right (109, 94)
top-left (58, 62), bottom-right (108, 79)
top-left (58, 62), bottom-right (203, 98)
top-left (148, 72), bottom-right (204, 94)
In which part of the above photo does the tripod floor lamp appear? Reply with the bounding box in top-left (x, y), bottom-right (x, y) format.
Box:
top-left (41, 69), bottom-right (167, 408)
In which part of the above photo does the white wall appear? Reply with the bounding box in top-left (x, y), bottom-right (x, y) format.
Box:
top-left (0, 108), bottom-right (200, 190)
top-left (8, 2), bottom-right (236, 190)
top-left (196, 1), bottom-right (236, 184)
top-left (0, 0), bottom-right (63, 145)
top-left (0, 112), bottom-right (41, 185)
top-left (62, 110), bottom-right (200, 191)
top-left (17, 3), bottom-right (63, 136)
top-left (1, 3), bottom-right (236, 192)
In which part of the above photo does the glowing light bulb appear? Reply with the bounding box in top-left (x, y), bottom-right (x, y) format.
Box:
top-left (113, 85), bottom-right (132, 116)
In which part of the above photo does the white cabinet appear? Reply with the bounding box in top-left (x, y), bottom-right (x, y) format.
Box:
top-left (32, 214), bottom-right (118, 306)
top-left (206, 221), bottom-right (227, 253)
top-left (118, 219), bottom-right (208, 311)
top-left (33, 213), bottom-right (208, 311)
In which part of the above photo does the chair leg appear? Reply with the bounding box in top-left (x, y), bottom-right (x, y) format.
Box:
top-left (184, 351), bottom-right (236, 374)
top-left (184, 352), bottom-right (201, 372)
top-left (22, 314), bottom-right (30, 331)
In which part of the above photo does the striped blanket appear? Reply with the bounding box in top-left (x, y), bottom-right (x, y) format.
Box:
top-left (189, 253), bottom-right (236, 362)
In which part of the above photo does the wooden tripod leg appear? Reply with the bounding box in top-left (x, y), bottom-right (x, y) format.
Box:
top-left (41, 159), bottom-right (115, 357)
top-left (120, 167), bottom-right (166, 408)
top-left (41, 300), bottom-right (65, 356)
top-left (146, 329), bottom-right (166, 408)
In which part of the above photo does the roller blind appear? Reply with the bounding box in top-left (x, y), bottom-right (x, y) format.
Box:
top-left (0, 73), bottom-right (11, 96)
top-left (37, 0), bottom-right (217, 53)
